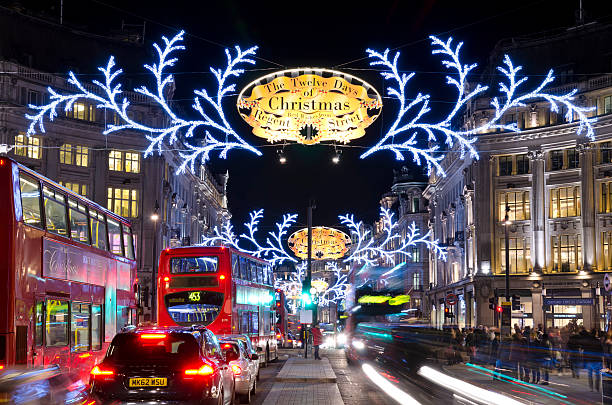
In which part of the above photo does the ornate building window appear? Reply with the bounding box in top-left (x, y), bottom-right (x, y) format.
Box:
top-left (499, 237), bottom-right (531, 274)
top-left (602, 231), bottom-right (612, 271)
top-left (498, 191), bottom-right (530, 221)
top-left (107, 187), bottom-right (139, 218)
top-left (498, 155), bottom-right (512, 176)
top-left (108, 150), bottom-right (140, 173)
top-left (60, 144), bottom-right (89, 167)
top-left (600, 142), bottom-right (612, 164)
top-left (66, 101), bottom-right (96, 122)
top-left (600, 182), bottom-right (612, 213)
top-left (550, 186), bottom-right (580, 218)
top-left (516, 154), bottom-right (530, 174)
top-left (550, 150), bottom-right (564, 171)
top-left (551, 234), bottom-right (581, 273)
top-left (14, 134), bottom-right (41, 159)
top-left (60, 182), bottom-right (88, 198)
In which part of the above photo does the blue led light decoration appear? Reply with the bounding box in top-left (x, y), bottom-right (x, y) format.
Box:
top-left (316, 262), bottom-right (348, 307)
top-left (200, 209), bottom-right (298, 266)
top-left (25, 31), bottom-right (261, 174)
top-left (340, 207), bottom-right (447, 266)
top-left (361, 36), bottom-right (596, 176)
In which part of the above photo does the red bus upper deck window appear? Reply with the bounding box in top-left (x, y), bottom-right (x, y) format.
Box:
top-left (18, 173), bottom-right (42, 227)
top-left (170, 256), bottom-right (219, 274)
top-left (90, 210), bottom-right (108, 251)
top-left (43, 186), bottom-right (68, 236)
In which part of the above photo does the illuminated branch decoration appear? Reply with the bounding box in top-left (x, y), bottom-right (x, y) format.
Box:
top-left (200, 209), bottom-right (298, 266)
top-left (317, 262), bottom-right (348, 306)
top-left (25, 30), bottom-right (261, 174)
top-left (361, 36), bottom-right (596, 176)
top-left (340, 207), bottom-right (447, 266)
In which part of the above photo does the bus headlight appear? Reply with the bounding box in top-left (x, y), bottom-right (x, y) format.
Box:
top-left (352, 339), bottom-right (365, 350)
top-left (337, 333), bottom-right (346, 345)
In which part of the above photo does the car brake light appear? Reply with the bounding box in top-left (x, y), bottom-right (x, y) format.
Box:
top-left (163, 276), bottom-right (170, 282)
top-left (222, 343), bottom-right (232, 349)
top-left (219, 275), bottom-right (226, 280)
top-left (185, 364), bottom-right (215, 376)
top-left (231, 364), bottom-right (242, 375)
top-left (140, 333), bottom-right (166, 340)
top-left (276, 334), bottom-right (281, 339)
top-left (91, 365), bottom-right (114, 376)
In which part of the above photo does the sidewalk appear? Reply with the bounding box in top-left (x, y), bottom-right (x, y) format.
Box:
top-left (262, 357), bottom-right (344, 405)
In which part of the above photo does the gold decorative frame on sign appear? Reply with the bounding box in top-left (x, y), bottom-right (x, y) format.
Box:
top-left (237, 68), bottom-right (382, 145)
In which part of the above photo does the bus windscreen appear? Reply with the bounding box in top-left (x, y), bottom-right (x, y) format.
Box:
top-left (164, 291), bottom-right (223, 326)
top-left (170, 256), bottom-right (219, 274)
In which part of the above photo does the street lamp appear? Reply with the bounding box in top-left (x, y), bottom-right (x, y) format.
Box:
top-left (503, 205), bottom-right (511, 302)
top-left (151, 200), bottom-right (160, 322)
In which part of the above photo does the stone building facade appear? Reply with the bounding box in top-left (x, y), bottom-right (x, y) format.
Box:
top-left (375, 167), bottom-right (430, 312)
top-left (0, 9), bottom-right (230, 321)
top-left (425, 22), bottom-right (612, 331)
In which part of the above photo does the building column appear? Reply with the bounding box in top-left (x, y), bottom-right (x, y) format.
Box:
top-left (529, 149), bottom-right (546, 272)
top-left (579, 143), bottom-right (596, 271)
top-left (474, 154), bottom-right (493, 274)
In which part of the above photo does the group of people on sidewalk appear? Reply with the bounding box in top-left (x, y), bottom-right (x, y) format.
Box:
top-left (444, 321), bottom-right (611, 392)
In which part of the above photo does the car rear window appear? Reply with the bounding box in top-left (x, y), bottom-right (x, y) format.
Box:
top-left (106, 333), bottom-right (199, 365)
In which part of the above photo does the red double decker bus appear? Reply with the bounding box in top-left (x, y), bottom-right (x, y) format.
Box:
top-left (157, 246), bottom-right (278, 363)
top-left (0, 157), bottom-right (137, 380)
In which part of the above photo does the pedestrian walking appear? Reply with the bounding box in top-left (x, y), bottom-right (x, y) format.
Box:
top-left (581, 329), bottom-right (604, 392)
top-left (311, 323), bottom-right (323, 360)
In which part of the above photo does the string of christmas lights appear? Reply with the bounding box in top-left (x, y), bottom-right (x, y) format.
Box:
top-left (25, 31), bottom-right (261, 174)
top-left (360, 36), bottom-right (596, 176)
top-left (199, 209), bottom-right (298, 266)
top-left (340, 207), bottom-right (447, 266)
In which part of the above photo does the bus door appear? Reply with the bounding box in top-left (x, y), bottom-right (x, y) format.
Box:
top-left (30, 298), bottom-right (45, 367)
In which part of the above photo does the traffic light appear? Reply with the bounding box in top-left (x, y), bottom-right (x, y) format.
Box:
top-left (496, 305), bottom-right (503, 313)
top-left (488, 297), bottom-right (496, 310)
top-left (511, 294), bottom-right (521, 311)
top-left (444, 307), bottom-right (454, 319)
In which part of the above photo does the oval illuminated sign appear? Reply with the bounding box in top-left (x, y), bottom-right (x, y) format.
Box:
top-left (287, 226), bottom-right (352, 260)
top-left (237, 69), bottom-right (382, 145)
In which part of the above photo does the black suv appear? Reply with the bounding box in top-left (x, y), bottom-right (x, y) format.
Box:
top-left (89, 327), bottom-right (236, 404)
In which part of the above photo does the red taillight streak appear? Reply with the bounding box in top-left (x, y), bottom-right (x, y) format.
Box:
top-left (79, 353), bottom-right (92, 359)
top-left (91, 365), bottom-right (114, 376)
top-left (223, 344), bottom-right (232, 348)
top-left (140, 333), bottom-right (167, 340)
top-left (185, 364), bottom-right (215, 376)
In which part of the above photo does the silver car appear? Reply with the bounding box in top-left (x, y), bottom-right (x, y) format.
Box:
top-left (222, 334), bottom-right (261, 380)
top-left (220, 339), bottom-right (258, 404)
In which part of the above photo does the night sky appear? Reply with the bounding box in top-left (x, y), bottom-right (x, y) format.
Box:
top-left (17, 0), bottom-right (612, 235)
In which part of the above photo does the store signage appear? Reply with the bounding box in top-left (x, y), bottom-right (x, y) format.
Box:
top-left (552, 313), bottom-right (583, 319)
top-left (237, 69), bottom-right (382, 145)
top-left (288, 227), bottom-right (352, 260)
top-left (543, 298), bottom-right (594, 306)
top-left (445, 293), bottom-right (457, 306)
top-left (604, 273), bottom-right (611, 292)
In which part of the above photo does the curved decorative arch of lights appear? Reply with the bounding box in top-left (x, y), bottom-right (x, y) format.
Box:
top-left (24, 32), bottom-right (594, 177)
